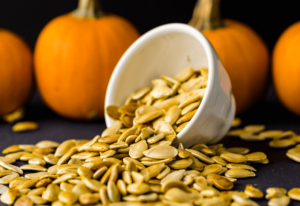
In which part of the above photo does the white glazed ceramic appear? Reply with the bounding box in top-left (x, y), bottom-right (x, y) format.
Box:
top-left (105, 23), bottom-right (235, 147)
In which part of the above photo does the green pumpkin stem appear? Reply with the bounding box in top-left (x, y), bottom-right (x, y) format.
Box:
top-left (72, 0), bottom-right (104, 19)
top-left (188, 0), bottom-right (224, 31)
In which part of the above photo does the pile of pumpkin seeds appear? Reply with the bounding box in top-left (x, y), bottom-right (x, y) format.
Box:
top-left (228, 118), bottom-right (300, 164)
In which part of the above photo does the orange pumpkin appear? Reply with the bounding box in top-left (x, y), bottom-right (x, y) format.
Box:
top-left (34, 0), bottom-right (140, 120)
top-left (0, 29), bottom-right (33, 116)
top-left (189, 0), bottom-right (269, 113)
top-left (273, 21), bottom-right (300, 116)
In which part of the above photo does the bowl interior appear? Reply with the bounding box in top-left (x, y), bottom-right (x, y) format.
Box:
top-left (105, 24), bottom-right (210, 127)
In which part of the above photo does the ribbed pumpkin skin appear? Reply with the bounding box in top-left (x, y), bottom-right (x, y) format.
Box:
top-left (273, 22), bottom-right (300, 116)
top-left (0, 29), bottom-right (33, 116)
top-left (203, 20), bottom-right (269, 113)
top-left (34, 14), bottom-right (139, 119)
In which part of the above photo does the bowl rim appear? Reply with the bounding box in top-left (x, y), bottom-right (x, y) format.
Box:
top-left (105, 23), bottom-right (217, 140)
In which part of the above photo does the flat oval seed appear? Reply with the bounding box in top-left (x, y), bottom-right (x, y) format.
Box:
top-left (72, 183), bottom-right (89, 196)
top-left (143, 145), bottom-right (178, 159)
top-left (140, 163), bottom-right (165, 180)
top-left (12, 121), bottom-right (39, 132)
top-left (0, 173), bottom-right (19, 184)
top-left (0, 160), bottom-right (23, 174)
top-left (168, 157), bottom-right (193, 169)
top-left (83, 178), bottom-right (103, 191)
top-left (201, 164), bottom-right (223, 176)
top-left (28, 195), bottom-right (47, 204)
top-left (127, 183), bottom-right (150, 195)
top-left (15, 195), bottom-right (33, 206)
top-left (161, 180), bottom-right (191, 193)
top-left (99, 185), bottom-right (110, 205)
top-left (42, 184), bottom-right (61, 202)
top-left (244, 184), bottom-right (264, 198)
top-left (107, 181), bottom-right (120, 203)
top-left (135, 109), bottom-right (165, 124)
top-left (27, 187), bottom-right (46, 196)
top-left (20, 165), bottom-right (47, 172)
top-left (36, 178), bottom-right (52, 188)
top-left (60, 182), bottom-right (74, 192)
top-left (79, 193), bottom-right (99, 205)
top-left (207, 174), bottom-right (234, 190)
top-left (225, 169), bottom-right (256, 178)
top-left (36, 140), bottom-right (59, 148)
top-left (231, 117), bottom-right (242, 127)
top-left (220, 153), bottom-right (247, 163)
top-left (165, 106), bottom-right (181, 125)
top-left (244, 125), bottom-right (265, 133)
top-left (58, 191), bottom-right (78, 205)
top-left (78, 166), bottom-right (93, 179)
top-left (129, 140), bottom-right (148, 159)
top-left (44, 154), bottom-right (59, 165)
top-left (55, 140), bottom-right (76, 157)
top-left (147, 133), bottom-right (165, 144)
top-left (117, 179), bottom-right (127, 196)
top-left (164, 187), bottom-right (199, 203)
top-left (161, 170), bottom-right (185, 186)
top-left (28, 158), bottom-right (46, 166)
top-left (245, 152), bottom-right (267, 162)
top-left (268, 196), bottom-right (290, 206)
top-left (287, 152), bottom-right (300, 163)
top-left (288, 188), bottom-right (300, 201)
top-left (226, 163), bottom-right (256, 171)
top-left (266, 188), bottom-right (287, 199)
top-left (269, 139), bottom-right (296, 148)
top-left (211, 156), bottom-right (227, 166)
top-left (186, 149), bottom-right (215, 164)
top-left (106, 105), bottom-right (122, 119)
top-left (0, 185), bottom-right (9, 194)
top-left (0, 170), bottom-right (16, 177)
top-left (226, 147), bottom-right (250, 155)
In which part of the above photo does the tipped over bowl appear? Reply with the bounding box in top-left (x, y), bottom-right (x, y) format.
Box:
top-left (105, 23), bottom-right (235, 147)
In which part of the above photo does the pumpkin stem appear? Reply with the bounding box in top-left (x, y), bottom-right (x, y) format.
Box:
top-left (188, 0), bottom-right (224, 31)
top-left (72, 0), bottom-right (104, 19)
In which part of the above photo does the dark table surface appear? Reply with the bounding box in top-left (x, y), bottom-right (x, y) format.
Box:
top-left (1, 97), bottom-right (300, 206)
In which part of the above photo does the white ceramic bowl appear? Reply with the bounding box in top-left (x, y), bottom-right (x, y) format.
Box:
top-left (105, 23), bottom-right (235, 147)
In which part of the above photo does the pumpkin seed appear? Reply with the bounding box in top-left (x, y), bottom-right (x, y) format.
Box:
top-left (164, 187), bottom-right (199, 203)
top-left (268, 196), bottom-right (290, 206)
top-left (245, 152), bottom-right (267, 163)
top-left (165, 106), bottom-right (181, 125)
top-left (129, 140), bottom-right (148, 159)
top-left (161, 180), bottom-right (190, 193)
top-left (168, 157), bottom-right (193, 169)
top-left (211, 156), bottom-right (227, 166)
top-left (232, 192), bottom-right (259, 206)
top-left (6, 151), bottom-right (30, 160)
top-left (177, 149), bottom-right (192, 158)
top-left (189, 156), bottom-right (204, 171)
top-left (2, 107), bottom-right (24, 123)
top-left (227, 129), bottom-right (253, 137)
top-left (0, 170), bottom-right (16, 178)
top-left (135, 109), bottom-right (165, 124)
top-left (127, 183), bottom-right (150, 195)
top-left (201, 164), bottom-right (223, 176)
top-left (175, 121), bottom-right (189, 133)
top-left (36, 140), bottom-right (59, 148)
top-left (72, 183), bottom-right (89, 196)
top-left (16, 178), bottom-right (39, 190)
top-left (244, 125), bottom-right (265, 133)
top-left (28, 194), bottom-right (48, 204)
top-left (266, 188), bottom-right (287, 199)
top-left (12, 121), bottom-right (39, 132)
top-left (226, 147), bottom-right (250, 155)
top-left (15, 195), bottom-right (33, 206)
top-left (20, 165), bottom-right (47, 172)
top-left (225, 169), bottom-right (256, 178)
top-left (173, 66), bottom-right (195, 82)
top-left (84, 178), bottom-right (103, 192)
top-left (103, 121), bottom-right (123, 137)
top-left (220, 153), bottom-right (247, 163)
top-left (19, 145), bottom-right (36, 152)
top-left (226, 164), bottom-right (256, 171)
top-left (122, 171), bottom-right (132, 185)
top-left (244, 184), bottom-right (263, 198)
top-left (79, 193), bottom-right (99, 205)
top-left (57, 147), bottom-right (78, 165)
top-left (107, 181), bottom-right (120, 202)
top-left (0, 184), bottom-right (9, 194)
top-left (0, 173), bottom-right (19, 184)
top-left (28, 158), bottom-right (46, 166)
top-left (55, 140), bottom-right (76, 157)
top-left (186, 149), bottom-right (215, 164)
top-left (52, 173), bottom-right (77, 184)
top-left (176, 110), bottom-right (197, 125)
top-left (99, 185), bottom-right (110, 205)
top-left (207, 174), bottom-right (233, 190)
top-left (147, 133), bottom-right (165, 144)
top-left (78, 166), bottom-right (93, 179)
top-left (143, 145), bottom-right (178, 159)
top-left (106, 105), bottom-right (122, 120)
top-left (288, 188), bottom-right (300, 201)
top-left (117, 179), bottom-right (127, 196)
top-left (0, 160), bottom-right (23, 175)
top-left (269, 139), bottom-right (296, 148)
top-left (60, 182), bottom-right (74, 192)
top-left (231, 117), bottom-right (242, 127)
top-left (131, 171), bottom-right (144, 183)
top-left (157, 166), bottom-right (171, 180)
top-left (34, 147), bottom-right (54, 155)
top-left (140, 163), bottom-right (165, 181)
top-left (42, 184), bottom-right (60, 202)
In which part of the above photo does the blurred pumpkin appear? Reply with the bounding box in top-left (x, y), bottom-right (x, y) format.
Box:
top-left (0, 29), bottom-right (33, 116)
top-left (34, 0), bottom-right (140, 120)
top-left (273, 22), bottom-right (300, 116)
top-left (189, 0), bottom-right (269, 113)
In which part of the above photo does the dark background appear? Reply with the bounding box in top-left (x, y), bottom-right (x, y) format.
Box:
top-left (1, 1), bottom-right (300, 206)
top-left (1, 0), bottom-right (300, 108)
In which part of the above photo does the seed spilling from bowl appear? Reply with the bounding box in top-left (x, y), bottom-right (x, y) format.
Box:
top-left (105, 66), bottom-right (208, 136)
